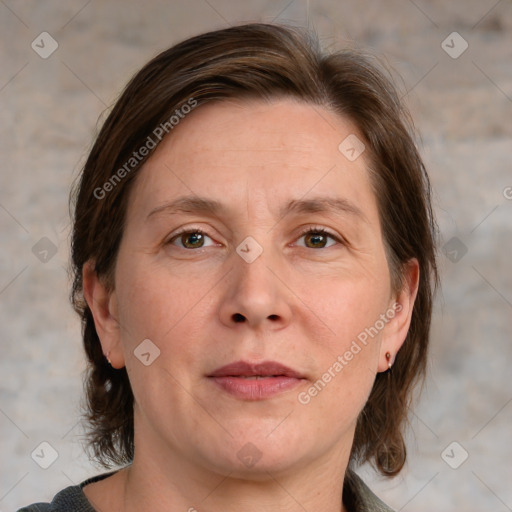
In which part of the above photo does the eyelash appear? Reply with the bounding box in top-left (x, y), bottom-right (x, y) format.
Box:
top-left (167, 228), bottom-right (211, 247)
top-left (295, 226), bottom-right (344, 248)
top-left (167, 225), bottom-right (344, 249)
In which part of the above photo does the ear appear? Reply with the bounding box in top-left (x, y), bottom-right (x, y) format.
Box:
top-left (378, 258), bottom-right (420, 372)
top-left (82, 261), bottom-right (125, 369)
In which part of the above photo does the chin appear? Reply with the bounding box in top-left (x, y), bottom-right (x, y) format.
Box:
top-left (211, 452), bottom-right (306, 481)
top-left (200, 431), bottom-right (313, 480)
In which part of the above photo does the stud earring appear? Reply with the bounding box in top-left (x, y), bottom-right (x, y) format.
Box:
top-left (105, 351), bottom-right (112, 365)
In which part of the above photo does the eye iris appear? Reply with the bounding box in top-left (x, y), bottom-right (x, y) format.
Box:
top-left (182, 232), bottom-right (204, 248)
top-left (305, 232), bottom-right (327, 248)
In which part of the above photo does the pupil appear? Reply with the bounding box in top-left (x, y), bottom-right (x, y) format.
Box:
top-left (184, 233), bottom-right (203, 248)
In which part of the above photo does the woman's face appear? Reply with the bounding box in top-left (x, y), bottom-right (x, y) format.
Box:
top-left (88, 98), bottom-right (416, 478)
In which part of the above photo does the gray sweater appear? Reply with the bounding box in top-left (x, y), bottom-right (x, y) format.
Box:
top-left (17, 470), bottom-right (394, 512)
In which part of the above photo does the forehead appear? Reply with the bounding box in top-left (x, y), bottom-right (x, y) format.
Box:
top-left (154, 97), bottom-right (363, 168)
top-left (129, 98), bottom-right (379, 225)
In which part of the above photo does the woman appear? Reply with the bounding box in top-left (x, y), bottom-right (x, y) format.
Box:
top-left (19, 23), bottom-right (438, 512)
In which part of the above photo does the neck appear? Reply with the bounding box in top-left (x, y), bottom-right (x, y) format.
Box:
top-left (115, 433), bottom-right (352, 512)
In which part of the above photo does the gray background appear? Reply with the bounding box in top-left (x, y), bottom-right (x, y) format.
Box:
top-left (1, 0), bottom-right (511, 510)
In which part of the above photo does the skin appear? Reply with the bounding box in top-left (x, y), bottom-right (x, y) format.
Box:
top-left (83, 98), bottom-right (419, 512)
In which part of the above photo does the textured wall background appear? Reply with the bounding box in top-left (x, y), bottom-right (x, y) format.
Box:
top-left (1, 1), bottom-right (511, 510)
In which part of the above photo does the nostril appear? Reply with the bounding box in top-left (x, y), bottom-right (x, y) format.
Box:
top-left (268, 314), bottom-right (279, 321)
top-left (232, 313), bottom-right (245, 323)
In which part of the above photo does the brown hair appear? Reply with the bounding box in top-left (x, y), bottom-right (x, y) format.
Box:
top-left (71, 23), bottom-right (438, 475)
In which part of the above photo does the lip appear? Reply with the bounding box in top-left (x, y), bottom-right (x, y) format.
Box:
top-left (208, 360), bottom-right (306, 401)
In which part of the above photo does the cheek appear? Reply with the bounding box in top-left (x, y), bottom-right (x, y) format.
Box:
top-left (113, 261), bottom-right (198, 375)
top-left (295, 274), bottom-right (390, 405)
top-left (115, 262), bottom-right (213, 415)
top-left (115, 255), bottom-right (206, 334)
top-left (304, 270), bottom-right (390, 346)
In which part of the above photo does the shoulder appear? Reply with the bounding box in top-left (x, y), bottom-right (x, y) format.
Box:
top-left (344, 470), bottom-right (396, 512)
top-left (16, 485), bottom-right (93, 512)
top-left (16, 472), bottom-right (116, 512)
top-left (17, 505), bottom-right (51, 512)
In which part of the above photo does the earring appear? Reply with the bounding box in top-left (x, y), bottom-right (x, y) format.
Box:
top-left (385, 352), bottom-right (392, 371)
top-left (105, 351), bottom-right (112, 365)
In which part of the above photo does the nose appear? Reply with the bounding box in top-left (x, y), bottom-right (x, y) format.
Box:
top-left (218, 247), bottom-right (293, 331)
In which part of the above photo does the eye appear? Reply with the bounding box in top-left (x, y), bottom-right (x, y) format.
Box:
top-left (295, 228), bottom-right (341, 249)
top-left (168, 229), bottom-right (217, 249)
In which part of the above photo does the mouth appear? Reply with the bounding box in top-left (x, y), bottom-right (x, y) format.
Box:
top-left (208, 360), bottom-right (306, 400)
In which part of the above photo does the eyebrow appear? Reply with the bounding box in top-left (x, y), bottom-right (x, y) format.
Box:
top-left (147, 195), bottom-right (367, 223)
top-left (147, 196), bottom-right (228, 219)
top-left (284, 197), bottom-right (367, 223)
